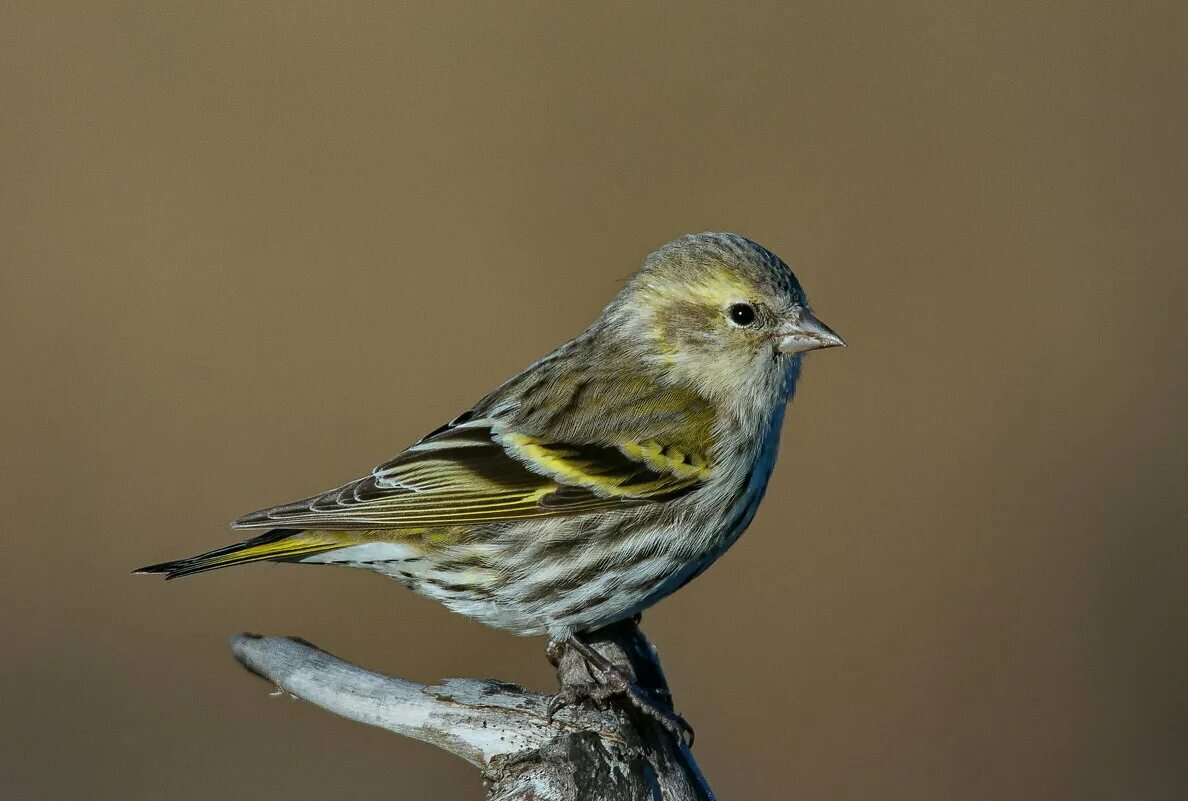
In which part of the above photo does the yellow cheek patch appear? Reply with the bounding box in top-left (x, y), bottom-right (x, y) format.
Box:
top-left (640, 271), bottom-right (757, 364)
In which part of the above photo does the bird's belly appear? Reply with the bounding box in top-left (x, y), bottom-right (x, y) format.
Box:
top-left (461, 504), bottom-right (758, 638)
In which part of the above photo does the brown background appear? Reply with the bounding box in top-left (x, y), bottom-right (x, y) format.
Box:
top-left (2, 3), bottom-right (1184, 799)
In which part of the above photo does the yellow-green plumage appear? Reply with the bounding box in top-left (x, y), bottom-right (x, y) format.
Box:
top-left (136, 232), bottom-right (843, 639)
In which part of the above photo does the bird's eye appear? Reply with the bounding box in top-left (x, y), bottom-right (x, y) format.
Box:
top-left (727, 303), bottom-right (758, 327)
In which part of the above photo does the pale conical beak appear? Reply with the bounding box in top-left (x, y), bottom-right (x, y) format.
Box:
top-left (777, 310), bottom-right (846, 354)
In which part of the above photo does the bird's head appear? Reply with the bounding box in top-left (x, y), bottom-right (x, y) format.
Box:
top-left (605, 232), bottom-right (844, 409)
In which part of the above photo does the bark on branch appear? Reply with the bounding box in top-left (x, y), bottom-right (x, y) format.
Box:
top-left (230, 620), bottom-right (715, 800)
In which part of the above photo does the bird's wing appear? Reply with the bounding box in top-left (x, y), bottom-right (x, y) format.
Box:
top-left (231, 419), bottom-right (710, 530)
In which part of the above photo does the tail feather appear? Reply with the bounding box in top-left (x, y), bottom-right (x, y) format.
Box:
top-left (134, 529), bottom-right (339, 579)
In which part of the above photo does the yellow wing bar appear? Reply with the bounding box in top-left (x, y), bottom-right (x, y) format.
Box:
top-left (232, 422), bottom-right (711, 531)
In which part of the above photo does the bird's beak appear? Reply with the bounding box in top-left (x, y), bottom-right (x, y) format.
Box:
top-left (777, 310), bottom-right (846, 354)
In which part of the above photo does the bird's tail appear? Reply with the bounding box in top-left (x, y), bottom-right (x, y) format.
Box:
top-left (133, 528), bottom-right (341, 579)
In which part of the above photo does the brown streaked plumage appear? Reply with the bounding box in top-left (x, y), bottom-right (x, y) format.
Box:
top-left (136, 232), bottom-right (844, 644)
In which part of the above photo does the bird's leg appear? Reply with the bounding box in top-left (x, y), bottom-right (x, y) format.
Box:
top-left (545, 638), bottom-right (566, 668)
top-left (544, 634), bottom-right (632, 722)
top-left (547, 631), bottom-right (695, 746)
top-left (544, 637), bottom-right (604, 722)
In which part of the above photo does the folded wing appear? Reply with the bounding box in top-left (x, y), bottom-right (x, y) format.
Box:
top-left (232, 419), bottom-right (710, 531)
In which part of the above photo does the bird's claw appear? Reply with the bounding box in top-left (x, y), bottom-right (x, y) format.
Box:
top-left (605, 665), bottom-right (694, 747)
top-left (623, 684), bottom-right (695, 747)
top-left (545, 681), bottom-right (615, 722)
top-left (547, 638), bottom-right (695, 747)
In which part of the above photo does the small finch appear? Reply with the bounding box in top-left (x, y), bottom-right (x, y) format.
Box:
top-left (137, 232), bottom-right (843, 735)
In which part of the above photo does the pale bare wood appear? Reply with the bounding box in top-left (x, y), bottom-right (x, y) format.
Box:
top-left (230, 620), bottom-right (715, 800)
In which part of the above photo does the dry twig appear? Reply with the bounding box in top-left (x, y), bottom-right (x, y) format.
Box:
top-left (230, 620), bottom-right (715, 800)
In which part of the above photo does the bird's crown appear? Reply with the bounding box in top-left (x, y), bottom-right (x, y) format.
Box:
top-left (627, 232), bottom-right (806, 312)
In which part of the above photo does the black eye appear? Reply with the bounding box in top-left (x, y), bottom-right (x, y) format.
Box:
top-left (727, 303), bottom-right (757, 327)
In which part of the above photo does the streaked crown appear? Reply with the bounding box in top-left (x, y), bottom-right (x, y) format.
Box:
top-left (633, 232), bottom-right (807, 309)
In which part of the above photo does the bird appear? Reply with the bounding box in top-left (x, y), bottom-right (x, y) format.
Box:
top-left (136, 232), bottom-right (843, 737)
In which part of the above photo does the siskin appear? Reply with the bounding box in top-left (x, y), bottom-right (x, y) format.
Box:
top-left (137, 232), bottom-right (844, 734)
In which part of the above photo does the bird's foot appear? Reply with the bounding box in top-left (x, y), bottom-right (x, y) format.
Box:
top-left (549, 633), bottom-right (694, 746)
top-left (545, 680), bottom-right (617, 721)
top-left (600, 662), bottom-right (695, 747)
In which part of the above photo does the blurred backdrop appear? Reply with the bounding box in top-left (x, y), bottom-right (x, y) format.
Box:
top-left (2, 3), bottom-right (1184, 799)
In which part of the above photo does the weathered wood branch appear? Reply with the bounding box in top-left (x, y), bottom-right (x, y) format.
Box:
top-left (230, 620), bottom-right (715, 800)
